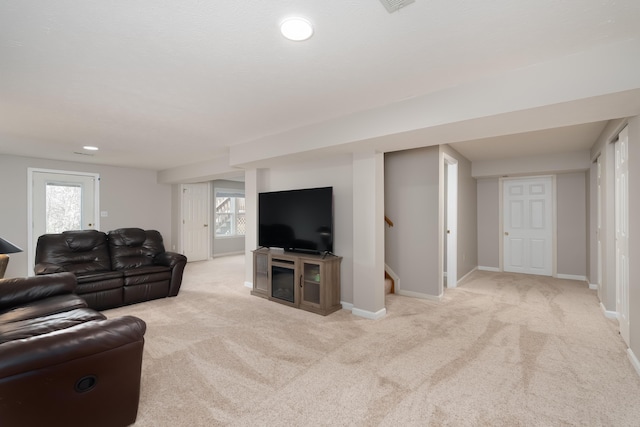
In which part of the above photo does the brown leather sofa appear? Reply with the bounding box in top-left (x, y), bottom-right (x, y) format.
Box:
top-left (34, 227), bottom-right (187, 310)
top-left (0, 272), bottom-right (146, 427)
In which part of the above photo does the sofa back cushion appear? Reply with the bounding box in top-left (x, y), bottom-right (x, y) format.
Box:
top-left (108, 228), bottom-right (166, 270)
top-left (35, 231), bottom-right (112, 274)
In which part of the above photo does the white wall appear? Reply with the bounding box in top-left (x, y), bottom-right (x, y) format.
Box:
top-left (0, 154), bottom-right (172, 278)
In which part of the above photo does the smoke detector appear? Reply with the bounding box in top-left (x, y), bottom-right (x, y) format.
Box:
top-left (379, 0), bottom-right (416, 13)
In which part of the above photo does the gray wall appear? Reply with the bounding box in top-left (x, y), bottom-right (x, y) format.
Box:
top-left (0, 154), bottom-right (172, 278)
top-left (556, 172), bottom-right (587, 277)
top-left (476, 178), bottom-right (500, 269)
top-left (476, 172), bottom-right (588, 278)
top-left (385, 146), bottom-right (440, 296)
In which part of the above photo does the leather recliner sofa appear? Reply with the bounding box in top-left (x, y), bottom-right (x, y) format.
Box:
top-left (34, 227), bottom-right (187, 310)
top-left (0, 272), bottom-right (146, 427)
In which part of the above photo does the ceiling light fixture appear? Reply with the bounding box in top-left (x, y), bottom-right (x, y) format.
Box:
top-left (280, 17), bottom-right (313, 41)
top-left (83, 145), bottom-right (99, 151)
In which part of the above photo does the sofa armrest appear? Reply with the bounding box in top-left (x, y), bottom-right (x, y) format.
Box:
top-left (154, 252), bottom-right (187, 297)
top-left (34, 262), bottom-right (67, 275)
top-left (154, 251), bottom-right (187, 268)
top-left (0, 272), bottom-right (77, 311)
top-left (0, 315), bottom-right (146, 427)
top-left (0, 315), bottom-right (146, 378)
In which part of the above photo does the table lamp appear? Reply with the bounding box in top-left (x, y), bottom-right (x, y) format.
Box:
top-left (0, 237), bottom-right (23, 279)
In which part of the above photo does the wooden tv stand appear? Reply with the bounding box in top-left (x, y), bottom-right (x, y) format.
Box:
top-left (252, 248), bottom-right (342, 316)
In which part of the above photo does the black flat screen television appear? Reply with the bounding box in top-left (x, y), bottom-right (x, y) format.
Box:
top-left (258, 187), bottom-right (333, 254)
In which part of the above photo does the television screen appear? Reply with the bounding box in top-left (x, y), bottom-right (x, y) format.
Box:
top-left (259, 187), bottom-right (333, 254)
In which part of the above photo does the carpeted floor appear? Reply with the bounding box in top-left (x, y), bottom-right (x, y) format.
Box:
top-left (105, 255), bottom-right (640, 426)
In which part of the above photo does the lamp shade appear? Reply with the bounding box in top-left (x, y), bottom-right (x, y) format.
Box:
top-left (0, 237), bottom-right (22, 254)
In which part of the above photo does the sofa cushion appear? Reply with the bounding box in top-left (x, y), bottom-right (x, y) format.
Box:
top-left (108, 228), bottom-right (166, 270)
top-left (0, 308), bottom-right (106, 344)
top-left (35, 230), bottom-right (112, 274)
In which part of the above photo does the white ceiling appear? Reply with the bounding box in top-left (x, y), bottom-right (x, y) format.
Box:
top-left (1, 1), bottom-right (639, 171)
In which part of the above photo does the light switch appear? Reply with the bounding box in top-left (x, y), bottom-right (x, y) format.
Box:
top-left (100, 211), bottom-right (108, 217)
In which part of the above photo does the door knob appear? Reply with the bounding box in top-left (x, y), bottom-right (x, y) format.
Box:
top-left (504, 232), bottom-right (509, 236)
top-left (204, 224), bottom-right (208, 227)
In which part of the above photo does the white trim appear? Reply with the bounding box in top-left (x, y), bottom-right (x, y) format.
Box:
top-left (340, 301), bottom-right (354, 311)
top-left (556, 274), bottom-right (587, 281)
top-left (457, 267), bottom-right (477, 284)
top-left (588, 283), bottom-right (599, 290)
top-left (628, 348), bottom-right (640, 378)
top-left (352, 307), bottom-right (386, 320)
top-left (478, 266), bottom-right (501, 272)
top-left (396, 289), bottom-right (442, 303)
top-left (600, 302), bottom-right (618, 319)
top-left (244, 281), bottom-right (253, 289)
top-left (213, 251), bottom-right (244, 258)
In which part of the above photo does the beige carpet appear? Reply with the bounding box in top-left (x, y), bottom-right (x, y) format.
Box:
top-left (106, 255), bottom-right (640, 426)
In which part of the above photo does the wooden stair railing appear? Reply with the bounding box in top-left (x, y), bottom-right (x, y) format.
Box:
top-left (385, 215), bottom-right (394, 227)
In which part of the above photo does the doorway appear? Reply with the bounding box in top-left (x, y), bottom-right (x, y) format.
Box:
top-left (28, 168), bottom-right (99, 274)
top-left (502, 176), bottom-right (553, 276)
top-left (444, 154), bottom-right (458, 288)
top-left (181, 183), bottom-right (210, 262)
top-left (615, 125), bottom-right (630, 346)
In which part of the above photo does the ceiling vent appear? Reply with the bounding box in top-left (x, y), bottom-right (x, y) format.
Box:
top-left (378, 0), bottom-right (416, 13)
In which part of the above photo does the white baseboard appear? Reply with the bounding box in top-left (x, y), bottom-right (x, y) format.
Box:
top-left (244, 281), bottom-right (253, 289)
top-left (588, 283), bottom-right (599, 290)
top-left (340, 301), bottom-right (354, 311)
top-left (556, 274), bottom-right (587, 281)
top-left (213, 251), bottom-right (245, 258)
top-left (351, 307), bottom-right (386, 320)
top-left (456, 267), bottom-right (477, 284)
top-left (477, 266), bottom-right (500, 272)
top-left (396, 289), bottom-right (442, 303)
top-left (628, 348), bottom-right (640, 378)
top-left (600, 302), bottom-right (618, 319)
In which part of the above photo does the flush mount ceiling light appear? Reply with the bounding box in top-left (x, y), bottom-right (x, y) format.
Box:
top-left (83, 145), bottom-right (99, 151)
top-left (280, 17), bottom-right (313, 41)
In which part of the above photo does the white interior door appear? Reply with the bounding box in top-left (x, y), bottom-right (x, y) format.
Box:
top-left (445, 156), bottom-right (458, 288)
top-left (615, 126), bottom-right (630, 346)
top-left (181, 183), bottom-right (210, 262)
top-left (597, 156), bottom-right (603, 297)
top-left (503, 176), bottom-right (553, 276)
top-left (29, 169), bottom-right (99, 273)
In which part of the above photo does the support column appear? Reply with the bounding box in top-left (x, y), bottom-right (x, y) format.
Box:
top-left (352, 151), bottom-right (386, 319)
top-left (244, 168), bottom-right (258, 288)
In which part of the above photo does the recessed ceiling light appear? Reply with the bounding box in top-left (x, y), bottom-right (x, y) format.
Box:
top-left (83, 145), bottom-right (99, 151)
top-left (280, 17), bottom-right (313, 41)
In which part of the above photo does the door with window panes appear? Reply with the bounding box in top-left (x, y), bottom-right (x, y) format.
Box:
top-left (30, 169), bottom-right (98, 273)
